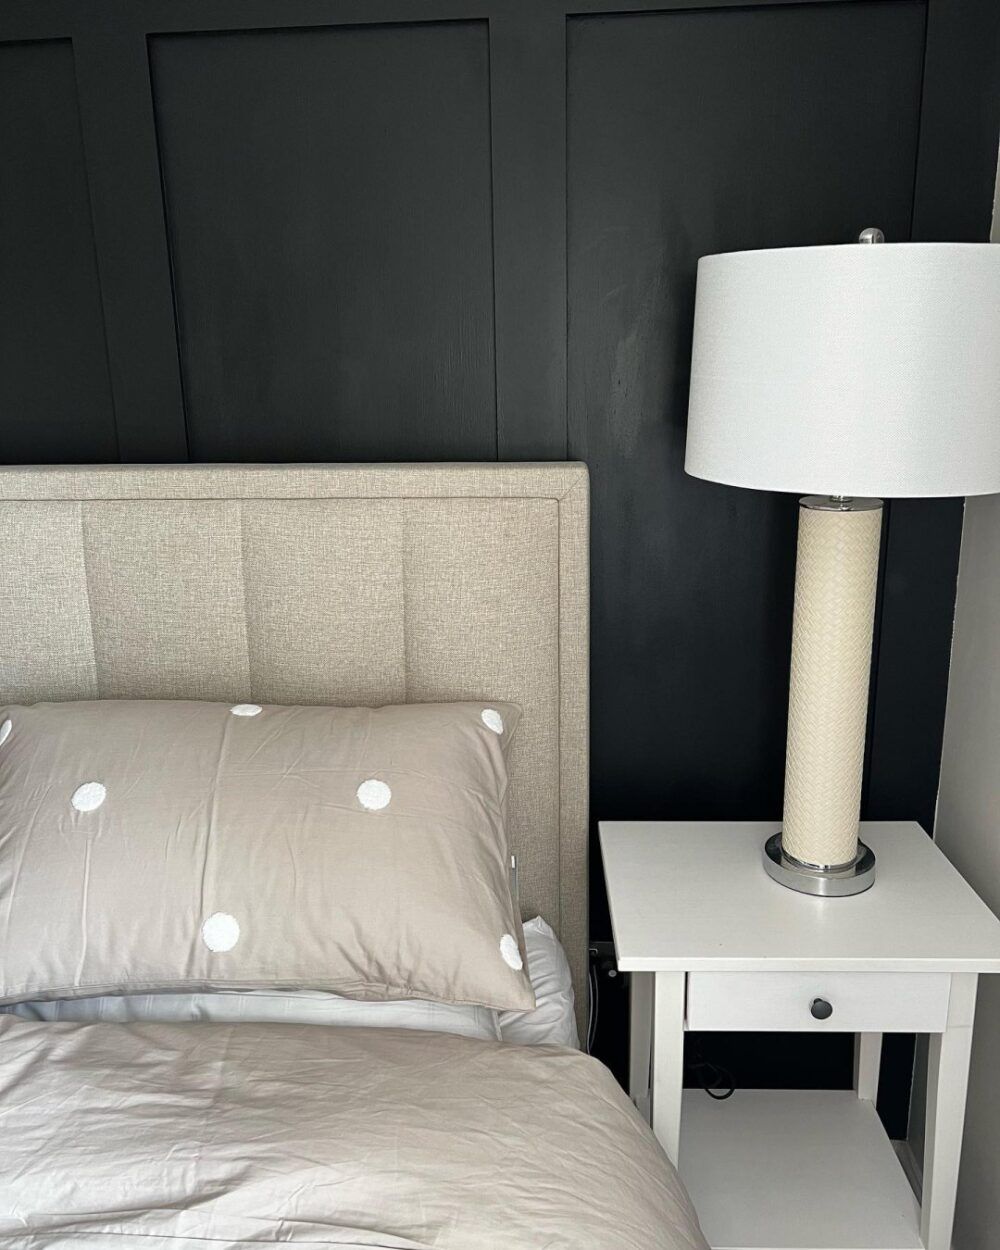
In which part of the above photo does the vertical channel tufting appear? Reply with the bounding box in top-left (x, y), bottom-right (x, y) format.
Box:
top-left (80, 500), bottom-right (249, 701)
top-left (236, 500), bottom-right (255, 702)
top-left (240, 499), bottom-right (406, 706)
top-left (0, 501), bottom-right (98, 702)
top-left (78, 501), bottom-right (101, 699)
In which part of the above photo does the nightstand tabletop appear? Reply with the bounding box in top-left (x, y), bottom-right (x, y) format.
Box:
top-left (599, 820), bottom-right (1000, 973)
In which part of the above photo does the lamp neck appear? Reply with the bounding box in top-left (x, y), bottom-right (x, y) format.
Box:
top-left (800, 495), bottom-right (883, 513)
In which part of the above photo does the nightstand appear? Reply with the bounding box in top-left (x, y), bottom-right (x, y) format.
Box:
top-left (599, 820), bottom-right (1000, 1250)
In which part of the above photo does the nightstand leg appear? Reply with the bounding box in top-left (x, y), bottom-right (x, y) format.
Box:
top-left (920, 974), bottom-right (978, 1250)
top-left (652, 971), bottom-right (686, 1168)
top-left (629, 971), bottom-right (653, 1123)
top-left (853, 1033), bottom-right (882, 1102)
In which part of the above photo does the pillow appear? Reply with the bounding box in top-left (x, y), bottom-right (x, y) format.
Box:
top-left (0, 700), bottom-right (533, 1012)
top-left (499, 915), bottom-right (580, 1048)
top-left (3, 990), bottom-right (501, 1042)
top-left (2, 919), bottom-right (572, 1046)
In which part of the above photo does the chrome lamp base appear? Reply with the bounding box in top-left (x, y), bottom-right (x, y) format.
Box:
top-left (763, 832), bottom-right (876, 897)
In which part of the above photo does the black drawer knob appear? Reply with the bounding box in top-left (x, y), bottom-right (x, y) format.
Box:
top-left (810, 997), bottom-right (833, 1020)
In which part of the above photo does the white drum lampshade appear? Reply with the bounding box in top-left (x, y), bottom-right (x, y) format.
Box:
top-left (685, 239), bottom-right (1000, 895)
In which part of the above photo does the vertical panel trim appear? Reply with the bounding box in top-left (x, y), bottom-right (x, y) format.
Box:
top-left (73, 31), bottom-right (188, 462)
top-left (63, 38), bottom-right (121, 462)
top-left (904, 0), bottom-right (930, 242)
top-left (489, 11), bottom-right (567, 459)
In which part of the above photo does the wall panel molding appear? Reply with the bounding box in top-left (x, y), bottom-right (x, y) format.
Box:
top-left (0, 0), bottom-right (876, 43)
top-left (73, 32), bottom-right (188, 460)
top-left (489, 10), bottom-right (567, 458)
top-left (149, 20), bottom-right (496, 461)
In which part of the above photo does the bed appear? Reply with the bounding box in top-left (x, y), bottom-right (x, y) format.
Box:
top-left (0, 462), bottom-right (706, 1250)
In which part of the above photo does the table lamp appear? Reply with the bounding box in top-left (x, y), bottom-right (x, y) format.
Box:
top-left (685, 233), bottom-right (1000, 896)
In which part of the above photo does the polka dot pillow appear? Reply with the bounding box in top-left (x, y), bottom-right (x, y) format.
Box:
top-left (0, 700), bottom-right (534, 1013)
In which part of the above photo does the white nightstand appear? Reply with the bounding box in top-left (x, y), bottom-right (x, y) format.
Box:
top-left (599, 820), bottom-right (1000, 1250)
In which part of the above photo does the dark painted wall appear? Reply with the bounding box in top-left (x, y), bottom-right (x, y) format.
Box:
top-left (3, 0), bottom-right (999, 1136)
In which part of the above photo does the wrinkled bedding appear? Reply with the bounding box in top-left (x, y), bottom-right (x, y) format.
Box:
top-left (0, 1017), bottom-right (707, 1250)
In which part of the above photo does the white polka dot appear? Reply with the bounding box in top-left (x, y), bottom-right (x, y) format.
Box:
top-left (499, 933), bottom-right (523, 971)
top-left (71, 781), bottom-right (106, 813)
top-left (0, 718), bottom-right (11, 747)
top-left (357, 779), bottom-right (392, 811)
top-left (202, 912), bottom-right (240, 952)
top-left (230, 703), bottom-right (263, 717)
top-left (481, 708), bottom-right (504, 734)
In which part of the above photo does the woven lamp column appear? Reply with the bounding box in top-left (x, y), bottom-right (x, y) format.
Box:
top-left (782, 498), bottom-right (881, 871)
top-left (684, 234), bottom-right (1000, 896)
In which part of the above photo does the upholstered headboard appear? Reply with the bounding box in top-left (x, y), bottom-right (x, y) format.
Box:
top-left (0, 463), bottom-right (589, 1029)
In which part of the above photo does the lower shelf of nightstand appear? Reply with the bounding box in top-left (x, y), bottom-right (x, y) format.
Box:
top-left (677, 1089), bottom-right (922, 1250)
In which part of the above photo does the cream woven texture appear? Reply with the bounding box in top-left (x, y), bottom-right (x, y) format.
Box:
top-left (0, 463), bottom-right (589, 1030)
top-left (782, 503), bottom-right (882, 868)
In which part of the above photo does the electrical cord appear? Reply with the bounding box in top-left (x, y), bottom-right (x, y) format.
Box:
top-left (586, 955), bottom-right (599, 1054)
top-left (687, 1041), bottom-right (736, 1100)
top-left (585, 950), bottom-right (735, 1100)
top-left (587, 954), bottom-right (735, 1098)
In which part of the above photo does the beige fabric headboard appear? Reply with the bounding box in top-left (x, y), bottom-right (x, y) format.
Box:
top-left (0, 463), bottom-right (589, 1030)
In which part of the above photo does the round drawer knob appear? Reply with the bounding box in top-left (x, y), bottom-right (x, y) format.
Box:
top-left (810, 997), bottom-right (834, 1021)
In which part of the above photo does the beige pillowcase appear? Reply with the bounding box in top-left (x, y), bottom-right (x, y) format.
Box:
top-left (0, 700), bottom-right (533, 1012)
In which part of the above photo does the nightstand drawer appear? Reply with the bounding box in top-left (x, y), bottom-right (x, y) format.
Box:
top-left (686, 971), bottom-right (952, 1032)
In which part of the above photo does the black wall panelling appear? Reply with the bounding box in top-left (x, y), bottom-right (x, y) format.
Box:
top-left (3, 0), bottom-right (1000, 1135)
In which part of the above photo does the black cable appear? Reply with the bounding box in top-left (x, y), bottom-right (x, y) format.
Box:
top-left (687, 1042), bottom-right (736, 1100)
top-left (587, 959), bottom-right (599, 1053)
top-left (586, 956), bottom-right (734, 1096)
